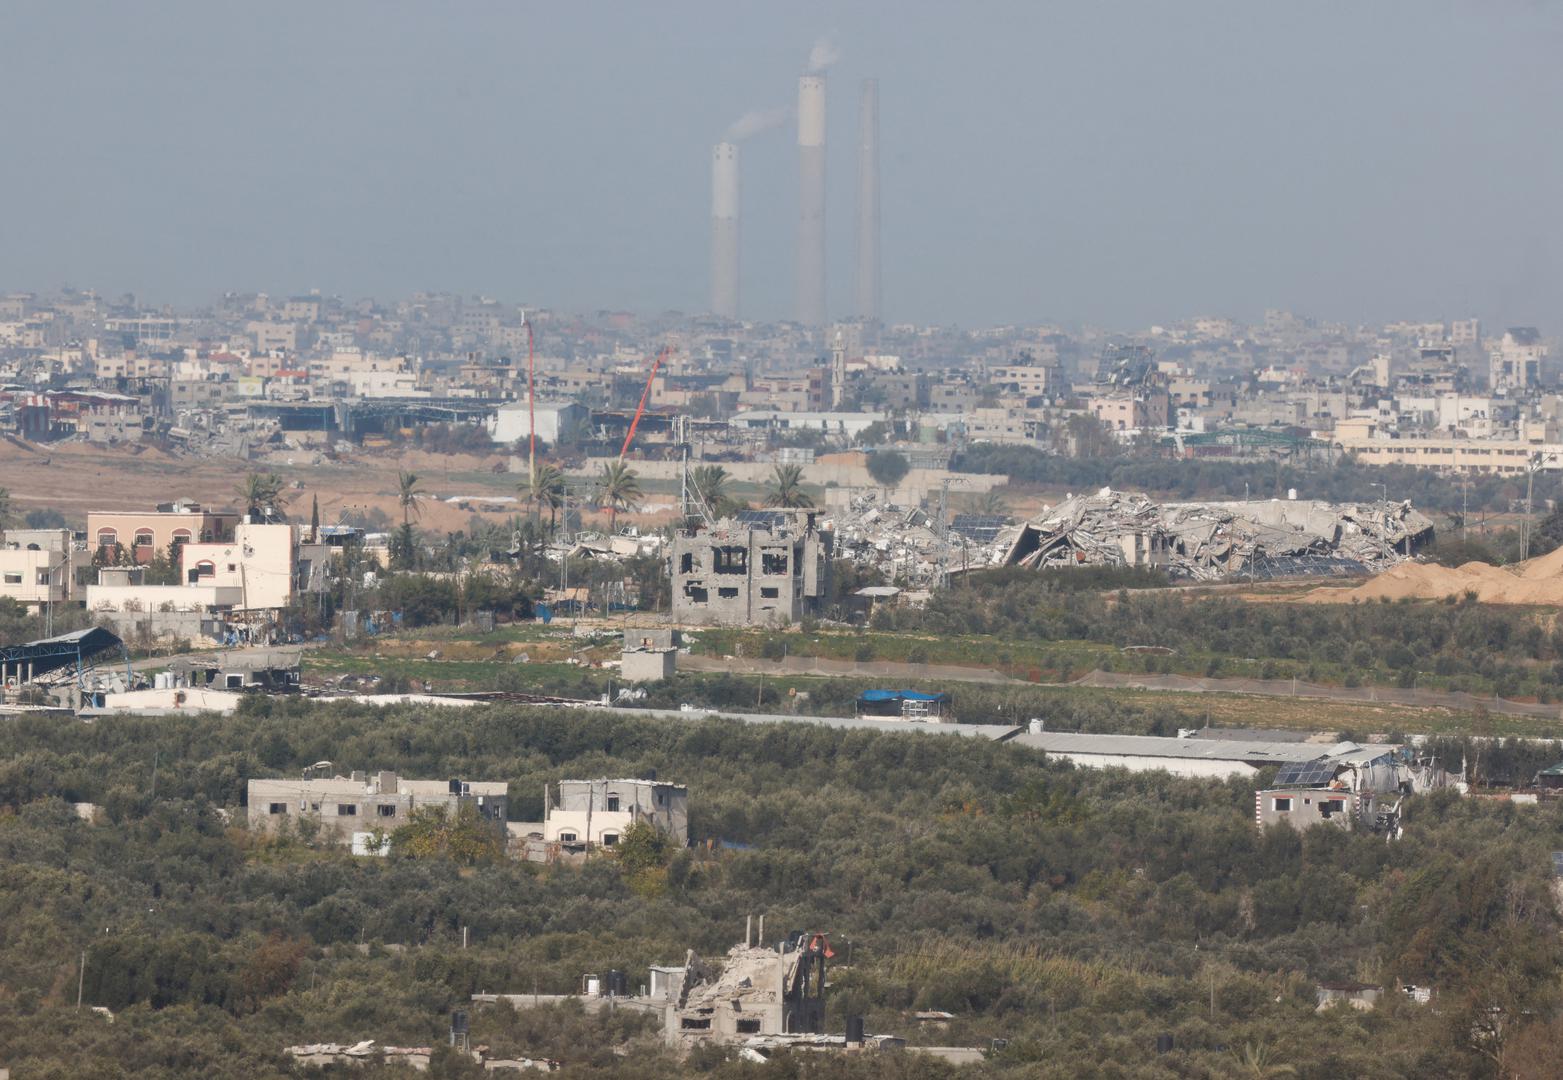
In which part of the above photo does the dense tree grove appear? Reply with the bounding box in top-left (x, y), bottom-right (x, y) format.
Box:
top-left (1, 702), bottom-right (1561, 1077)
top-left (896, 569), bottom-right (1563, 699)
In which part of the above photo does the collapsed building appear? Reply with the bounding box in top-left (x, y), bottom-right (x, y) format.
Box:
top-left (659, 928), bottom-right (830, 1047)
top-left (1000, 488), bottom-right (1434, 582)
top-left (827, 495), bottom-right (954, 589)
top-left (671, 510), bottom-right (832, 627)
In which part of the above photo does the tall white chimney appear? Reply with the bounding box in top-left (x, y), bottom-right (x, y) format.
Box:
top-left (710, 141), bottom-right (740, 320)
top-left (855, 78), bottom-right (880, 324)
top-left (796, 75), bottom-right (827, 327)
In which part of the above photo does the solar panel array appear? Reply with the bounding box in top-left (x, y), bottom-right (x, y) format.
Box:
top-left (736, 509), bottom-right (791, 529)
top-left (1273, 759), bottom-right (1341, 787)
top-left (950, 514), bottom-right (1009, 543)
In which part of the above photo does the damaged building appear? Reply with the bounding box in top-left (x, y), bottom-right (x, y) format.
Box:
top-left (1256, 747), bottom-right (1450, 836)
top-left (659, 927), bottom-right (831, 1047)
top-left (671, 510), bottom-right (832, 627)
top-left (1000, 488), bottom-right (1434, 582)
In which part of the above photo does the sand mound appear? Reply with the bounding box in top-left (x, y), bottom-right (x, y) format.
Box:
top-left (1303, 549), bottom-right (1563, 605)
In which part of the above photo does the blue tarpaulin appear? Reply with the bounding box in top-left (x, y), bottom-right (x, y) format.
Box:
top-left (858, 689), bottom-right (948, 703)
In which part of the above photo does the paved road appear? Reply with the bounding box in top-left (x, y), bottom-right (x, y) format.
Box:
top-left (682, 653), bottom-right (1563, 723)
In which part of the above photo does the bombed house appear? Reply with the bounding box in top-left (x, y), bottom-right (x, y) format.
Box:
top-left (1256, 746), bottom-right (1449, 836)
top-left (671, 510), bottom-right (832, 627)
top-left (659, 927), bottom-right (831, 1046)
top-left (1000, 488), bottom-right (1434, 582)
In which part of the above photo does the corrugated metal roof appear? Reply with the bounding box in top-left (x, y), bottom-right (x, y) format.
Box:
top-left (593, 705), bottom-right (1018, 740)
top-left (1009, 731), bottom-right (1346, 764)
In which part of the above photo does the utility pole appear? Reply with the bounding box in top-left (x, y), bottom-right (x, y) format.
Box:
top-left (77, 949), bottom-right (86, 1010)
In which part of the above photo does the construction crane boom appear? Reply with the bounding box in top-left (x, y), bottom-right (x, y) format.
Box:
top-left (619, 346), bottom-right (669, 462)
top-left (524, 312), bottom-right (537, 487)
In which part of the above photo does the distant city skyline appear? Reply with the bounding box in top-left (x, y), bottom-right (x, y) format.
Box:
top-left (3, 2), bottom-right (1561, 330)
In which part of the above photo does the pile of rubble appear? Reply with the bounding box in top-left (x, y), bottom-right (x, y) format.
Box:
top-left (999, 488), bottom-right (1434, 582)
top-left (825, 492), bottom-right (967, 587)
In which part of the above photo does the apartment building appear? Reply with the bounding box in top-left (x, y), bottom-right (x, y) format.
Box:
top-left (1489, 328), bottom-right (1545, 394)
top-left (0, 529), bottom-right (76, 610)
top-left (88, 501), bottom-right (239, 565)
top-left (248, 771), bottom-right (508, 850)
top-left (180, 523), bottom-right (297, 611)
top-left (542, 778), bottom-right (689, 851)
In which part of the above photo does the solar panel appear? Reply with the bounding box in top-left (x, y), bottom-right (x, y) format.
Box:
top-left (737, 509), bottom-right (790, 529)
top-left (1273, 759), bottom-right (1340, 787)
top-left (950, 514), bottom-right (1009, 543)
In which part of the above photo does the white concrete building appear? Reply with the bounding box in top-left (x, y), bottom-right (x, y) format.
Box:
top-left (489, 400), bottom-right (590, 447)
top-left (543, 778), bottom-right (688, 850)
top-left (0, 529), bottom-right (76, 610)
top-left (180, 523), bottom-right (296, 611)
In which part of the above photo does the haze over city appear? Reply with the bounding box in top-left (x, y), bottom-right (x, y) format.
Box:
top-left (4, 1), bottom-right (1562, 328)
top-left (13, 5), bottom-right (1563, 1077)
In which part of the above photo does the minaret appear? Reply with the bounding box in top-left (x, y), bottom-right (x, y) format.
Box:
top-left (831, 330), bottom-right (846, 408)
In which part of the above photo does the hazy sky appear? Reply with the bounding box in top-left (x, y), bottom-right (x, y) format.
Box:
top-left (3, 1), bottom-right (1561, 330)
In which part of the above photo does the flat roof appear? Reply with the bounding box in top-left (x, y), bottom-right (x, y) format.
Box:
top-left (557, 778), bottom-right (686, 788)
top-left (591, 705), bottom-right (1018, 741)
top-left (1008, 732), bottom-right (1368, 764)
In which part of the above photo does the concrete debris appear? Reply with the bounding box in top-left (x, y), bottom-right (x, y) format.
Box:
top-left (284, 1041), bottom-right (435, 1067)
top-left (824, 491), bottom-right (971, 589)
top-left (999, 487), bottom-right (1433, 582)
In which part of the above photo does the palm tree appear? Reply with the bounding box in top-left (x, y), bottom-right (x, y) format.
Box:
top-left (969, 488), bottom-right (1011, 518)
top-left (237, 472), bottom-right (286, 520)
top-left (519, 463), bottom-right (567, 531)
top-left (396, 470), bottom-right (423, 527)
top-left (1232, 1043), bottom-right (1296, 1079)
top-left (597, 461), bottom-right (642, 532)
top-left (690, 465), bottom-right (730, 516)
top-left (764, 464), bottom-right (814, 509)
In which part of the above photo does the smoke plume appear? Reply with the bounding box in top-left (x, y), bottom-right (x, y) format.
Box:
top-left (724, 107), bottom-right (790, 141)
top-left (806, 37), bottom-right (839, 73)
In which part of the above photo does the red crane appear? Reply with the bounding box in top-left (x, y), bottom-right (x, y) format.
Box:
top-left (524, 312), bottom-right (536, 487)
top-left (619, 345), bottom-right (669, 462)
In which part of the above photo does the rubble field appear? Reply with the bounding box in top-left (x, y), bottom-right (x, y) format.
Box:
top-left (997, 488), bottom-right (1434, 583)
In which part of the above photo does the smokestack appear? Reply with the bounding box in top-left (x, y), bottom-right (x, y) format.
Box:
top-left (710, 141), bottom-right (740, 319)
top-left (796, 75), bottom-right (827, 327)
top-left (855, 78), bottom-right (880, 324)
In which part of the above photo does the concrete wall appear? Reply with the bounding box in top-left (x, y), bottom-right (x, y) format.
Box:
top-left (622, 649), bottom-right (675, 682)
top-left (1042, 752), bottom-right (1260, 780)
top-left (87, 583), bottom-right (241, 614)
top-left (94, 610), bottom-right (223, 644)
top-left (99, 687), bottom-right (241, 715)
